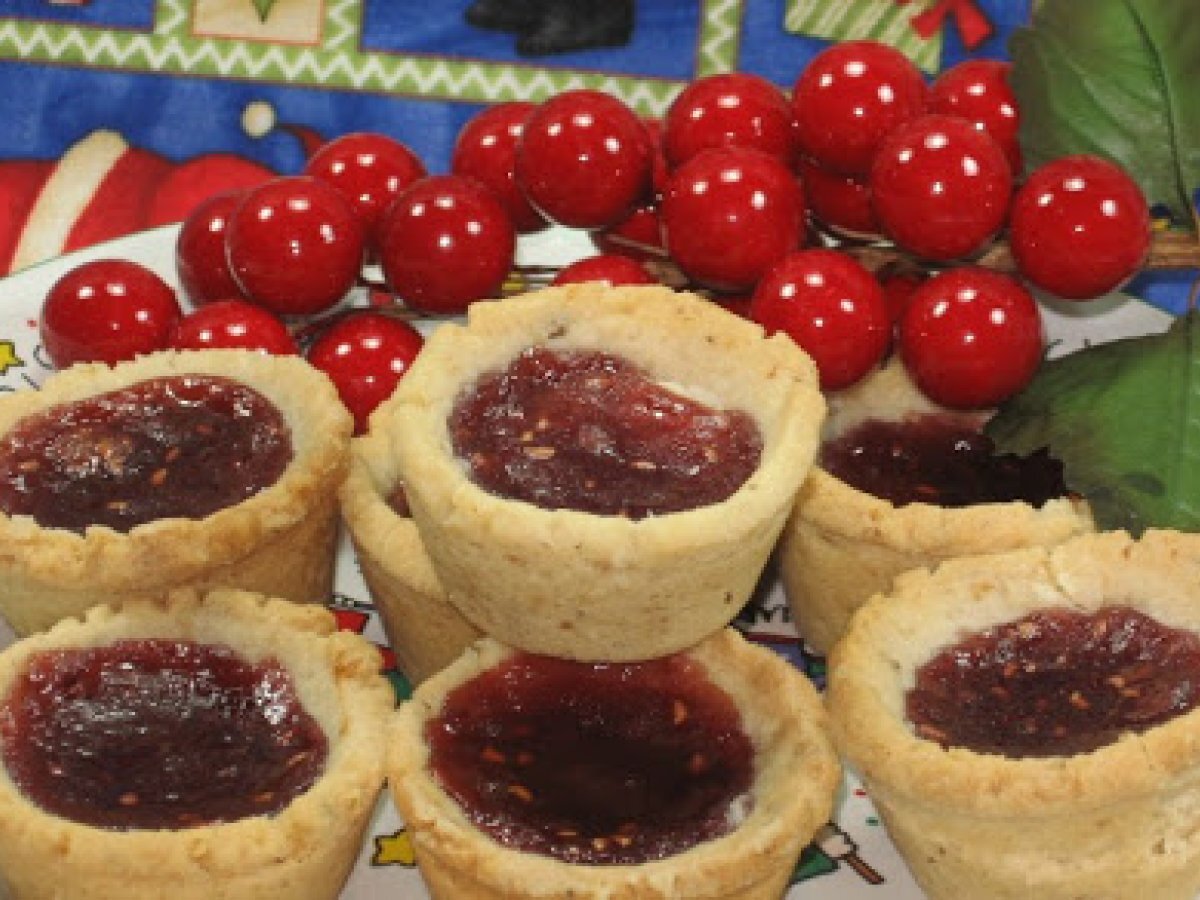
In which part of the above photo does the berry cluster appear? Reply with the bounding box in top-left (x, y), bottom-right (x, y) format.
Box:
top-left (38, 40), bottom-right (1155, 428)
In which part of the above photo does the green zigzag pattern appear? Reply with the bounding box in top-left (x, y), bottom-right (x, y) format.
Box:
top-left (0, 0), bottom-right (746, 117)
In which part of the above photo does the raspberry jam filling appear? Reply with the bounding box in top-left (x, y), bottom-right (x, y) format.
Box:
top-left (426, 652), bottom-right (755, 865)
top-left (449, 348), bottom-right (762, 518)
top-left (0, 639), bottom-right (327, 830)
top-left (0, 375), bottom-right (292, 533)
top-left (906, 607), bottom-right (1200, 758)
top-left (820, 414), bottom-right (1068, 508)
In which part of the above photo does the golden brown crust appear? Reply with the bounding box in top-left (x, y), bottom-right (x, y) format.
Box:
top-left (827, 529), bottom-right (1200, 900)
top-left (0, 349), bottom-right (352, 635)
top-left (779, 357), bottom-right (1093, 654)
top-left (378, 284), bottom-right (826, 661)
top-left (0, 588), bottom-right (394, 900)
top-left (388, 628), bottom-right (840, 900)
top-left (339, 428), bottom-right (483, 684)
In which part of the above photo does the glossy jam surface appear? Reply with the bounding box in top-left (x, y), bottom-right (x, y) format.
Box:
top-left (821, 414), bottom-right (1068, 508)
top-left (907, 607), bottom-right (1200, 757)
top-left (426, 652), bottom-right (754, 865)
top-left (0, 375), bottom-right (292, 533)
top-left (0, 639), bottom-right (327, 829)
top-left (449, 348), bottom-right (762, 518)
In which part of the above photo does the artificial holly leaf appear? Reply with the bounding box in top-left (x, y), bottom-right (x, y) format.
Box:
top-left (985, 311), bottom-right (1200, 536)
top-left (1009, 0), bottom-right (1200, 225)
top-left (252, 0), bottom-right (277, 23)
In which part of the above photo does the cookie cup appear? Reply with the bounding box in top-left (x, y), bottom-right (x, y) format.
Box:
top-left (0, 349), bottom-right (352, 635)
top-left (0, 588), bottom-right (394, 900)
top-left (339, 426), bottom-right (483, 684)
top-left (778, 359), bottom-right (1093, 654)
top-left (388, 627), bottom-right (840, 900)
top-left (381, 284), bottom-right (825, 661)
top-left (827, 529), bottom-right (1200, 900)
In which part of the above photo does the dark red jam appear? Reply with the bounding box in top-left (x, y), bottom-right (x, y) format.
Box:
top-left (0, 639), bottom-right (327, 830)
top-left (0, 375), bottom-right (292, 533)
top-left (386, 484), bottom-right (410, 517)
top-left (906, 607), bottom-right (1200, 758)
top-left (426, 652), bottom-right (755, 865)
top-left (448, 348), bottom-right (762, 519)
top-left (820, 414), bottom-right (1068, 508)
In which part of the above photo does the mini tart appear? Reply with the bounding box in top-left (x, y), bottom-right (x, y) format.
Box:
top-left (827, 529), bottom-right (1200, 900)
top-left (778, 357), bottom-right (1093, 654)
top-left (380, 284), bottom-right (825, 661)
top-left (0, 349), bottom-right (352, 636)
top-left (339, 426), bottom-right (483, 684)
top-left (388, 627), bottom-right (840, 900)
top-left (0, 588), bottom-right (394, 900)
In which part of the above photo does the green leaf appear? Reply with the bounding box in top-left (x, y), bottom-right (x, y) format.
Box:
top-left (985, 312), bottom-right (1200, 536)
top-left (1009, 0), bottom-right (1200, 225)
top-left (252, 0), bottom-right (277, 23)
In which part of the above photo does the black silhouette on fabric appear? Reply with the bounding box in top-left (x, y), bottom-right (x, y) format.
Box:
top-left (465, 0), bottom-right (635, 56)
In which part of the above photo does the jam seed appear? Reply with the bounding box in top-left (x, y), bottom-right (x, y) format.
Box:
top-left (150, 468), bottom-right (168, 486)
top-left (515, 751), bottom-right (534, 766)
top-left (481, 746), bottom-right (507, 764)
top-left (523, 445), bottom-right (555, 460)
top-left (631, 460), bottom-right (658, 471)
top-left (118, 791), bottom-right (139, 806)
top-left (916, 723), bottom-right (948, 744)
top-left (106, 499), bottom-right (129, 512)
top-left (687, 751), bottom-right (708, 774)
top-left (592, 836), bottom-right (609, 851)
top-left (507, 784), bottom-right (534, 803)
top-left (1069, 691), bottom-right (1091, 711)
top-left (613, 834), bottom-right (634, 847)
top-left (17, 459), bottom-right (39, 472)
top-left (165, 446), bottom-right (182, 463)
top-left (254, 791), bottom-right (276, 804)
top-left (556, 829), bottom-right (579, 839)
top-left (672, 699), bottom-right (689, 725)
top-left (195, 423), bottom-right (214, 435)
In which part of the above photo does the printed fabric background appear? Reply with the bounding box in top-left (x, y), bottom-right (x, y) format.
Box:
top-left (0, 3), bottom-right (1197, 898)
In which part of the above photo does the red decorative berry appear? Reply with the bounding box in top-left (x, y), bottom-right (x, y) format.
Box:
top-left (551, 254), bottom-right (656, 287)
top-left (169, 300), bottom-right (298, 355)
top-left (641, 118), bottom-right (672, 197)
top-left (307, 312), bottom-right (424, 434)
top-left (878, 268), bottom-right (927, 326)
top-left (452, 103), bottom-right (546, 233)
top-left (378, 174), bottom-right (516, 315)
top-left (175, 190), bottom-right (246, 305)
top-left (900, 267), bottom-right (1044, 409)
top-left (661, 147), bottom-right (807, 292)
top-left (515, 90), bottom-right (651, 229)
top-left (663, 72), bottom-right (795, 169)
top-left (870, 114), bottom-right (1012, 261)
top-left (1008, 155), bottom-right (1151, 300)
top-left (41, 259), bottom-right (182, 368)
top-left (797, 157), bottom-right (880, 238)
top-left (749, 249), bottom-right (890, 391)
top-left (791, 40), bottom-right (928, 176)
top-left (304, 131), bottom-right (426, 249)
top-left (226, 175), bottom-right (365, 317)
top-left (929, 59), bottom-right (1022, 175)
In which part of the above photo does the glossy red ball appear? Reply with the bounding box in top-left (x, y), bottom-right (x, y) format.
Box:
top-left (306, 312), bottom-right (424, 434)
top-left (900, 267), bottom-right (1044, 409)
top-left (749, 249), bottom-right (891, 391)
top-left (452, 103), bottom-right (546, 233)
top-left (169, 300), bottom-right (298, 355)
top-left (515, 90), bottom-right (651, 229)
top-left (551, 254), bottom-right (656, 287)
top-left (378, 175), bottom-right (516, 315)
top-left (870, 114), bottom-right (1012, 261)
top-left (1009, 155), bottom-right (1151, 300)
top-left (791, 40), bottom-right (928, 176)
top-left (663, 72), bottom-right (795, 168)
top-left (226, 175), bottom-right (366, 317)
top-left (929, 59), bottom-right (1022, 175)
top-left (175, 190), bottom-right (246, 306)
top-left (661, 147), bottom-right (806, 292)
top-left (41, 259), bottom-right (182, 368)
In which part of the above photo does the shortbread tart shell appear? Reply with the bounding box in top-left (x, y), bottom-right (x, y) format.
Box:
top-left (0, 349), bottom-right (351, 635)
top-left (388, 627), bottom-right (840, 900)
top-left (0, 588), bottom-right (394, 900)
top-left (339, 425), bottom-right (483, 685)
top-left (779, 357), bottom-right (1093, 654)
top-left (379, 284), bottom-right (826, 661)
top-left (828, 529), bottom-right (1200, 900)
